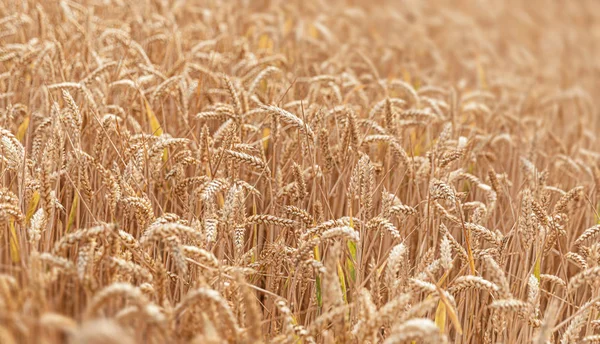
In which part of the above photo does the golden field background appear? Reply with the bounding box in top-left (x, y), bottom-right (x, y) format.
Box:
top-left (2, 0), bottom-right (600, 343)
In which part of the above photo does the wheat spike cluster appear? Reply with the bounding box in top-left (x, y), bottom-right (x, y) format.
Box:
top-left (2, 0), bottom-right (600, 343)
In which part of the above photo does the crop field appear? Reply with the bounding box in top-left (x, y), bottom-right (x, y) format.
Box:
top-left (2, 0), bottom-right (600, 343)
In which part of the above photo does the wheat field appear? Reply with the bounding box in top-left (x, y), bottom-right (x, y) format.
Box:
top-left (2, 0), bottom-right (600, 343)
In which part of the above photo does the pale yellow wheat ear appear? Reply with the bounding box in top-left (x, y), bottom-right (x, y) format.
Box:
top-left (69, 319), bottom-right (135, 344)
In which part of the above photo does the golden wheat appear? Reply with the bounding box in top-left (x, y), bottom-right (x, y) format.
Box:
top-left (2, 0), bottom-right (600, 343)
